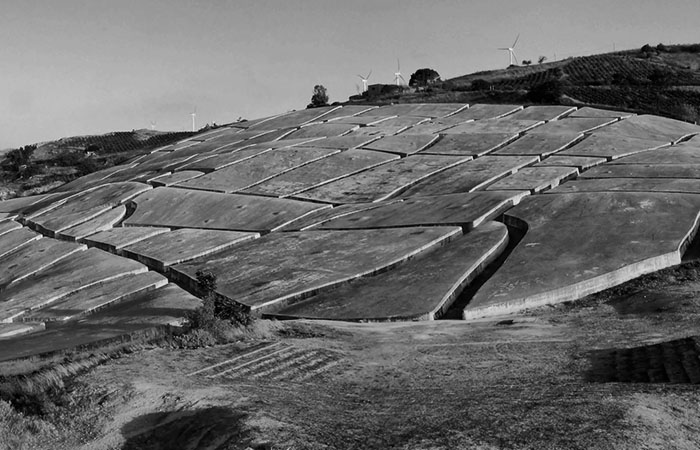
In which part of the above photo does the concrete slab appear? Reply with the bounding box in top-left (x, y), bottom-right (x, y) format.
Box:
top-left (149, 170), bottom-right (204, 187)
top-left (281, 123), bottom-right (359, 139)
top-left (0, 213), bottom-right (16, 221)
top-left (23, 271), bottom-right (168, 323)
top-left (485, 166), bottom-right (579, 193)
top-left (273, 222), bottom-right (508, 321)
top-left (567, 106), bottom-right (634, 118)
top-left (408, 119), bottom-right (473, 135)
top-left (294, 154), bottom-right (472, 204)
top-left (527, 117), bottom-right (618, 134)
top-left (0, 322), bottom-right (45, 339)
top-left (580, 164), bottom-right (700, 179)
top-left (490, 133), bottom-right (583, 157)
top-left (344, 126), bottom-right (407, 137)
top-left (501, 106), bottom-right (577, 122)
top-left (559, 134), bottom-right (670, 160)
top-left (361, 134), bottom-right (439, 155)
top-left (295, 135), bottom-right (380, 150)
top-left (121, 228), bottom-right (258, 272)
top-left (56, 204), bottom-right (127, 241)
top-left (124, 187), bottom-right (329, 232)
top-left (444, 104), bottom-right (523, 121)
top-left (464, 192), bottom-right (700, 319)
top-left (27, 182), bottom-right (151, 237)
top-left (610, 145), bottom-right (700, 165)
top-left (401, 156), bottom-right (539, 196)
top-left (275, 201), bottom-right (402, 231)
top-left (83, 226), bottom-right (170, 253)
top-left (442, 119), bottom-right (543, 135)
top-left (242, 149), bottom-right (398, 197)
top-left (593, 114), bottom-right (700, 143)
top-left (0, 247), bottom-right (147, 322)
top-left (317, 191), bottom-right (528, 230)
top-left (0, 193), bottom-right (65, 214)
top-left (247, 106), bottom-right (340, 129)
top-left (170, 226), bottom-right (461, 312)
top-left (0, 238), bottom-right (86, 290)
top-left (359, 103), bottom-right (467, 118)
top-left (328, 115), bottom-right (396, 126)
top-left (177, 145), bottom-right (274, 172)
top-left (0, 228), bottom-right (42, 259)
top-left (170, 129), bottom-right (278, 154)
top-left (548, 178), bottom-right (700, 195)
top-left (175, 147), bottom-right (340, 193)
top-left (0, 220), bottom-right (21, 236)
top-left (419, 133), bottom-right (517, 156)
top-left (313, 105), bottom-right (378, 121)
top-left (50, 165), bottom-right (138, 193)
top-left (535, 155), bottom-right (607, 171)
top-left (370, 116), bottom-right (430, 129)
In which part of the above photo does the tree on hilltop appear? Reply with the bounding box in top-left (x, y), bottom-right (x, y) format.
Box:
top-left (308, 85), bottom-right (329, 108)
top-left (409, 68), bottom-right (441, 87)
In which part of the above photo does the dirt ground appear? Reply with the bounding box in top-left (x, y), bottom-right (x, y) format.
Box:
top-left (5, 265), bottom-right (700, 450)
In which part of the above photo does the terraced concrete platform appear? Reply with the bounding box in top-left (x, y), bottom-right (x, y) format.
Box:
top-left (8, 102), bottom-right (700, 359)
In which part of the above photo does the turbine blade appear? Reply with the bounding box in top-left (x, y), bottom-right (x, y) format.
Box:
top-left (512, 34), bottom-right (520, 48)
top-left (367, 70), bottom-right (372, 79)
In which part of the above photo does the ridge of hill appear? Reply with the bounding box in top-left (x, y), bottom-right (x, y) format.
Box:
top-left (348, 43), bottom-right (700, 124)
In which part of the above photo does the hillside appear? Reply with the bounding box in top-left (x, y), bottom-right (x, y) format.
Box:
top-left (350, 43), bottom-right (700, 124)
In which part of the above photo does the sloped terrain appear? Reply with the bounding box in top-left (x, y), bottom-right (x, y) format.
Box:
top-left (1, 103), bottom-right (700, 361)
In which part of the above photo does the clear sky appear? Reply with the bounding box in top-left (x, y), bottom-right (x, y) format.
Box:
top-left (1, 0), bottom-right (698, 148)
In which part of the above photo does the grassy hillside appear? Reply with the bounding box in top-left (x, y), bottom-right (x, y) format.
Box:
top-left (349, 43), bottom-right (700, 123)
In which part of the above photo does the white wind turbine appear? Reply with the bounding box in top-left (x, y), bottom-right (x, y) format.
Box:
top-left (150, 120), bottom-right (156, 131)
top-left (357, 70), bottom-right (372, 92)
top-left (190, 107), bottom-right (197, 132)
top-left (499, 34), bottom-right (520, 66)
top-left (394, 59), bottom-right (406, 86)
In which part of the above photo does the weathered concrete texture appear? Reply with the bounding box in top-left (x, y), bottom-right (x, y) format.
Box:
top-left (242, 149), bottom-right (398, 197)
top-left (328, 115), bottom-right (396, 126)
top-left (122, 228), bottom-right (258, 272)
top-left (547, 178), bottom-right (700, 195)
top-left (316, 191), bottom-right (528, 230)
top-left (485, 167), bottom-right (579, 193)
top-left (359, 103), bottom-right (467, 118)
top-left (274, 221), bottom-right (508, 321)
top-left (344, 126), bottom-right (407, 137)
top-left (0, 220), bottom-right (21, 236)
top-left (580, 164), bottom-right (700, 179)
top-left (170, 226), bottom-right (461, 312)
top-left (501, 106), bottom-right (577, 122)
top-left (567, 106), bottom-right (634, 118)
top-left (175, 147), bottom-right (339, 193)
top-left (361, 134), bottom-right (439, 155)
top-left (83, 226), bottom-right (170, 253)
top-left (535, 155), bottom-right (607, 171)
top-left (593, 114), bottom-right (700, 143)
top-left (559, 134), bottom-right (669, 160)
top-left (282, 123), bottom-right (360, 139)
top-left (294, 154), bottom-right (472, 204)
top-left (464, 192), bottom-right (700, 319)
top-left (177, 145), bottom-right (274, 172)
top-left (0, 193), bottom-right (65, 214)
top-left (527, 117), bottom-right (618, 134)
top-left (0, 228), bottom-right (42, 259)
top-left (408, 119), bottom-right (473, 135)
top-left (27, 182), bottom-right (151, 236)
top-left (0, 322), bottom-right (45, 339)
top-left (610, 144), bottom-right (700, 165)
top-left (50, 165), bottom-right (137, 193)
top-left (0, 214), bottom-right (17, 221)
top-left (490, 133), bottom-right (583, 157)
top-left (369, 116), bottom-right (430, 129)
top-left (149, 170), bottom-right (204, 187)
top-left (296, 135), bottom-right (380, 150)
top-left (56, 204), bottom-right (127, 241)
top-left (0, 238), bottom-right (86, 290)
top-left (401, 156), bottom-right (539, 196)
top-left (419, 133), bottom-right (517, 156)
top-left (442, 119), bottom-right (543, 135)
top-left (124, 187), bottom-right (328, 232)
top-left (0, 247), bottom-right (147, 322)
top-left (0, 284), bottom-right (200, 361)
top-left (169, 129), bottom-right (276, 154)
top-left (312, 105), bottom-right (378, 122)
top-left (446, 104), bottom-right (523, 121)
top-left (23, 271), bottom-right (168, 323)
top-left (275, 201), bottom-right (402, 231)
top-left (247, 106), bottom-right (340, 130)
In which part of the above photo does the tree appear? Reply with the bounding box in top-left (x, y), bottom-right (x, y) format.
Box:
top-left (522, 60), bottom-right (532, 66)
top-left (409, 68), bottom-right (441, 87)
top-left (538, 55), bottom-right (547, 64)
top-left (470, 79), bottom-right (490, 91)
top-left (527, 79), bottom-right (565, 103)
top-left (3, 145), bottom-right (38, 179)
top-left (308, 85), bottom-right (329, 108)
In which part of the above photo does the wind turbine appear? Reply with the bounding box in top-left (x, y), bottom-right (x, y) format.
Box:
top-left (394, 59), bottom-right (405, 86)
top-left (357, 70), bottom-right (372, 92)
top-left (190, 107), bottom-right (197, 132)
top-left (150, 120), bottom-right (156, 131)
top-left (499, 34), bottom-right (520, 66)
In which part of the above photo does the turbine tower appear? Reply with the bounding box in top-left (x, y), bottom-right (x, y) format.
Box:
top-left (357, 70), bottom-right (372, 92)
top-left (394, 59), bottom-right (405, 86)
top-left (499, 34), bottom-right (520, 66)
top-left (150, 120), bottom-right (156, 131)
top-left (190, 107), bottom-right (197, 132)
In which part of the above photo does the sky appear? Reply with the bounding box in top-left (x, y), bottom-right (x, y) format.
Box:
top-left (1, 0), bottom-right (699, 149)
